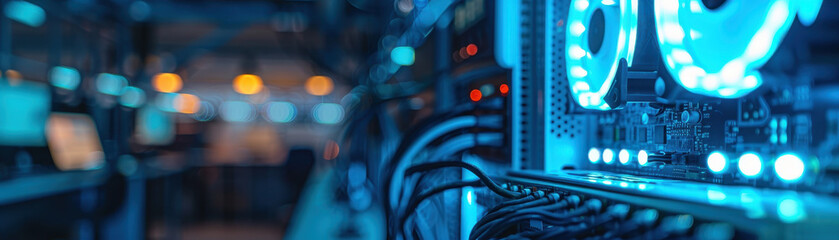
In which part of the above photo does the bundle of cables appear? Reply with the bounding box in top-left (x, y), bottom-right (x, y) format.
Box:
top-left (470, 197), bottom-right (635, 240)
top-left (378, 98), bottom-right (511, 239)
top-left (395, 161), bottom-right (525, 239)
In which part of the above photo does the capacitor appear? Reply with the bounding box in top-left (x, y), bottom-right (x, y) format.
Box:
top-left (681, 110), bottom-right (701, 124)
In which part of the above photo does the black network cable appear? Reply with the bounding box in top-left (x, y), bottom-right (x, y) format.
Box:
top-left (468, 195), bottom-right (564, 238)
top-left (532, 204), bottom-right (629, 240)
top-left (403, 161), bottom-right (522, 199)
top-left (471, 195), bottom-right (584, 236)
top-left (471, 197), bottom-right (594, 240)
top-left (398, 179), bottom-right (485, 238)
top-left (381, 99), bottom-right (504, 239)
top-left (395, 132), bottom-right (504, 215)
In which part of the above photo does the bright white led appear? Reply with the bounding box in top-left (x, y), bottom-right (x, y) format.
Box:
top-left (707, 151), bottom-right (728, 173)
top-left (662, 23), bottom-right (685, 44)
top-left (569, 45), bottom-right (586, 60)
top-left (575, 0), bottom-right (589, 11)
top-left (570, 66), bottom-right (588, 78)
top-left (603, 149), bottom-right (615, 164)
top-left (774, 153), bottom-right (804, 182)
top-left (671, 49), bottom-right (693, 64)
top-left (588, 148), bottom-right (601, 163)
top-left (738, 152), bottom-right (763, 177)
top-left (570, 21), bottom-right (586, 37)
top-left (638, 150), bottom-right (648, 166)
top-left (619, 149), bottom-right (630, 164)
top-left (573, 81), bottom-right (591, 92)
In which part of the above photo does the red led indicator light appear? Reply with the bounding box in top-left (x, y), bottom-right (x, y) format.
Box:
top-left (499, 84), bottom-right (509, 96)
top-left (470, 89), bottom-right (482, 102)
top-left (466, 44), bottom-right (478, 56)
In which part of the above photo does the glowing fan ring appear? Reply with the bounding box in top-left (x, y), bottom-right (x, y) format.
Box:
top-left (566, 0), bottom-right (638, 110)
top-left (654, 0), bottom-right (822, 98)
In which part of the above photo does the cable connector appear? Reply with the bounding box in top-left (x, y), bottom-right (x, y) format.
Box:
top-left (565, 195), bottom-right (581, 207)
top-left (521, 188), bottom-right (531, 196)
top-left (546, 193), bottom-right (562, 202)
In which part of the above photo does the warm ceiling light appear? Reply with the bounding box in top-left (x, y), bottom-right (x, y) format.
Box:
top-left (233, 74), bottom-right (263, 95)
top-left (305, 75), bottom-right (334, 96)
top-left (152, 73), bottom-right (183, 93)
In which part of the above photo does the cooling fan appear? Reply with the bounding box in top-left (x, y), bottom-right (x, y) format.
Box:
top-left (654, 0), bottom-right (823, 98)
top-left (565, 0), bottom-right (639, 110)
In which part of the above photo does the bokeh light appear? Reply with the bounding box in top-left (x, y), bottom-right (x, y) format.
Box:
top-left (174, 93), bottom-right (201, 114)
top-left (96, 73), bottom-right (128, 96)
top-left (264, 101), bottom-right (297, 123)
top-left (49, 66), bottom-right (81, 90)
top-left (233, 74), bottom-right (264, 95)
top-left (305, 76), bottom-right (334, 96)
top-left (469, 89), bottom-right (482, 102)
top-left (312, 103), bottom-right (344, 124)
top-left (391, 46), bottom-right (415, 66)
top-left (324, 140), bottom-right (340, 160)
top-left (120, 86), bottom-right (146, 108)
top-left (221, 101), bottom-right (256, 122)
top-left (152, 73), bottom-right (183, 93)
top-left (466, 44), bottom-right (478, 56)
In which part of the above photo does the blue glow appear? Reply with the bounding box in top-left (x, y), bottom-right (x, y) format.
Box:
top-left (220, 101), bottom-right (256, 122)
top-left (774, 153), bottom-right (804, 182)
top-left (136, 106), bottom-right (174, 145)
top-left (619, 149), bottom-right (630, 165)
top-left (777, 196), bottom-right (806, 223)
top-left (602, 148), bottom-right (615, 164)
top-left (119, 86), bottom-right (146, 108)
top-left (495, 0), bottom-right (520, 68)
top-left (0, 81), bottom-right (49, 146)
top-left (390, 46), bottom-right (415, 66)
top-left (707, 151), bottom-right (728, 173)
top-left (653, 0), bottom-right (819, 98)
top-left (312, 103), bottom-right (344, 124)
top-left (707, 188), bottom-right (727, 204)
top-left (49, 66), bottom-right (81, 90)
top-left (638, 150), bottom-right (648, 166)
top-left (96, 73), bottom-right (128, 96)
top-left (588, 148), bottom-right (601, 163)
top-left (4, 1), bottom-right (45, 27)
top-left (565, 0), bottom-right (638, 110)
top-left (797, 0), bottom-right (822, 26)
top-left (466, 190), bottom-right (473, 205)
top-left (264, 101), bottom-right (297, 123)
top-left (738, 152), bottom-right (763, 177)
top-left (154, 93), bottom-right (179, 112)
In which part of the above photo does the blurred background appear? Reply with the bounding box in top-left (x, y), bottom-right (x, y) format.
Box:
top-left (0, 0), bottom-right (417, 239)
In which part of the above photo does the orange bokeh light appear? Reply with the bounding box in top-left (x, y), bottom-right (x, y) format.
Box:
top-left (233, 74), bottom-right (264, 95)
top-left (470, 89), bottom-right (482, 102)
top-left (152, 73), bottom-right (183, 93)
top-left (174, 93), bottom-right (201, 114)
top-left (324, 140), bottom-right (340, 160)
top-left (305, 75), bottom-right (335, 96)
